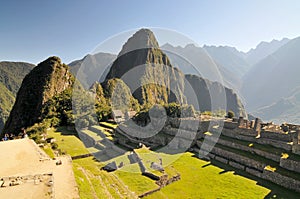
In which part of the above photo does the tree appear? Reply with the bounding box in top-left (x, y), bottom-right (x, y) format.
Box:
top-left (227, 110), bottom-right (235, 119)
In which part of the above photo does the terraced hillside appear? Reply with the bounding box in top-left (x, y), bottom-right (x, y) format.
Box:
top-left (74, 121), bottom-right (300, 198)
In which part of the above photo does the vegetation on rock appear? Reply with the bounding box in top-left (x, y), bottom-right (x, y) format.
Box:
top-left (2, 56), bottom-right (74, 136)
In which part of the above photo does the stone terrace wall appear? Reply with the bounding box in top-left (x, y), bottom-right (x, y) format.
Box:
top-left (262, 170), bottom-right (300, 192)
top-left (205, 136), bottom-right (281, 162)
top-left (219, 128), bottom-right (292, 151)
top-left (195, 142), bottom-right (266, 171)
top-left (223, 121), bottom-right (238, 129)
top-left (195, 146), bottom-right (300, 193)
top-left (260, 131), bottom-right (293, 142)
top-left (280, 158), bottom-right (300, 173)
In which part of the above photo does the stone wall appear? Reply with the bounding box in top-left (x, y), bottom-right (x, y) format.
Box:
top-left (223, 121), bottom-right (238, 129)
top-left (262, 170), bottom-right (300, 192)
top-left (218, 128), bottom-right (292, 151)
top-left (220, 129), bottom-right (256, 142)
top-left (206, 137), bottom-right (281, 162)
top-left (293, 145), bottom-right (300, 155)
top-left (280, 158), bottom-right (300, 173)
top-left (233, 128), bottom-right (258, 137)
top-left (260, 131), bottom-right (293, 142)
top-left (211, 147), bottom-right (266, 171)
top-left (256, 138), bottom-right (292, 151)
top-left (229, 161), bottom-right (245, 170)
top-left (196, 146), bottom-right (300, 193)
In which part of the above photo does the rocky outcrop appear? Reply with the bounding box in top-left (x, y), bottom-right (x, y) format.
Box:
top-left (3, 56), bottom-right (74, 135)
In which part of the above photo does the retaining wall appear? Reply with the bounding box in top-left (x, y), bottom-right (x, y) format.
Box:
top-left (280, 158), bottom-right (300, 173)
top-left (260, 131), bottom-right (293, 142)
top-left (262, 170), bottom-right (300, 192)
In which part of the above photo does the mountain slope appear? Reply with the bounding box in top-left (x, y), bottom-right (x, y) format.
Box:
top-left (0, 61), bottom-right (35, 133)
top-left (3, 56), bottom-right (74, 135)
top-left (69, 52), bottom-right (116, 87)
top-left (242, 37), bottom-right (300, 111)
top-left (251, 87), bottom-right (300, 123)
top-left (185, 74), bottom-right (246, 117)
top-left (245, 38), bottom-right (290, 65)
top-left (161, 43), bottom-right (242, 92)
top-left (0, 61), bottom-right (35, 95)
top-left (203, 45), bottom-right (250, 76)
top-left (105, 29), bottom-right (186, 105)
top-left (0, 83), bottom-right (14, 132)
top-left (104, 29), bottom-right (245, 116)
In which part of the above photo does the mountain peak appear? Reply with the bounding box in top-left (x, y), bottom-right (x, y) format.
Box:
top-left (3, 56), bottom-right (74, 135)
top-left (118, 28), bottom-right (159, 56)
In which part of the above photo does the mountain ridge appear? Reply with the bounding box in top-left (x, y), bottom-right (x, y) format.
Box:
top-left (3, 56), bottom-right (74, 135)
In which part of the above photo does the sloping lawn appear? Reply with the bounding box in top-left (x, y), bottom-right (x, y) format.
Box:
top-left (47, 127), bottom-right (89, 156)
top-left (145, 152), bottom-right (270, 199)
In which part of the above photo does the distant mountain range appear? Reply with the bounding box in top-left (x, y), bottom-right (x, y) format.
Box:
top-left (244, 38), bottom-right (290, 65)
top-left (0, 31), bottom-right (299, 133)
top-left (1, 29), bottom-right (248, 136)
top-left (161, 43), bottom-right (242, 93)
top-left (242, 36), bottom-right (300, 123)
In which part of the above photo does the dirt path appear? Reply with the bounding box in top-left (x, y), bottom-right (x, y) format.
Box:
top-left (0, 139), bottom-right (79, 199)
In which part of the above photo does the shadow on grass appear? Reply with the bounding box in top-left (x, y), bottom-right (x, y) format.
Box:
top-left (194, 155), bottom-right (300, 199)
top-left (57, 126), bottom-right (78, 136)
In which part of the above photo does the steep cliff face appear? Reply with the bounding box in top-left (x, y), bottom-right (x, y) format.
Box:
top-left (185, 74), bottom-right (246, 117)
top-left (3, 56), bottom-right (74, 135)
top-left (105, 29), bottom-right (186, 105)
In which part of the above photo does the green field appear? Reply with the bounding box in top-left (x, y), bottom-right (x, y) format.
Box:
top-left (45, 127), bottom-right (300, 199)
top-left (145, 153), bottom-right (270, 199)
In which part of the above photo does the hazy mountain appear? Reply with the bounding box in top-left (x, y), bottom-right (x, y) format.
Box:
top-left (203, 45), bottom-right (250, 76)
top-left (251, 87), bottom-right (300, 124)
top-left (245, 38), bottom-right (290, 65)
top-left (242, 37), bottom-right (300, 115)
top-left (161, 43), bottom-right (242, 92)
top-left (3, 57), bottom-right (74, 135)
top-left (68, 52), bottom-right (116, 87)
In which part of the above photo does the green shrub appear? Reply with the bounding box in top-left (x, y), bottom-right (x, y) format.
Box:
top-left (227, 110), bottom-right (235, 119)
top-left (202, 111), bottom-right (212, 116)
top-left (51, 142), bottom-right (58, 150)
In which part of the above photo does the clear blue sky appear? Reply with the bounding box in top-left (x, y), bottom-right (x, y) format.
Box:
top-left (1, 0), bottom-right (300, 64)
